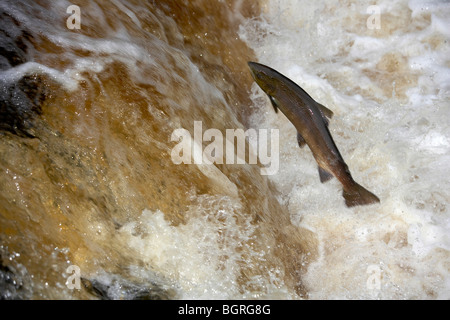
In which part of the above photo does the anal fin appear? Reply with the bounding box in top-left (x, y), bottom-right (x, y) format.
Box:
top-left (318, 166), bottom-right (334, 183)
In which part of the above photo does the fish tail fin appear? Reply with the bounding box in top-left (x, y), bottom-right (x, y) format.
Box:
top-left (343, 183), bottom-right (380, 207)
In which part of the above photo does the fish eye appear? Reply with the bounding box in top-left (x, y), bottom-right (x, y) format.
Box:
top-left (253, 71), bottom-right (262, 78)
top-left (256, 71), bottom-right (267, 81)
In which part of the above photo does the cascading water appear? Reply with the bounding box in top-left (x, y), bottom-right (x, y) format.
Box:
top-left (0, 0), bottom-right (449, 300)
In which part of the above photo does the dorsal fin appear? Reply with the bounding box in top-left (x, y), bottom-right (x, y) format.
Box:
top-left (316, 102), bottom-right (333, 126)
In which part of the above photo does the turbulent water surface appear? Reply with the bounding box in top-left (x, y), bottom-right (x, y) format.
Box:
top-left (0, 0), bottom-right (449, 299)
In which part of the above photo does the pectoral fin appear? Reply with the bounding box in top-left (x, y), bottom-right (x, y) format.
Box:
top-left (318, 166), bottom-right (334, 183)
top-left (269, 96), bottom-right (279, 113)
top-left (316, 102), bottom-right (333, 126)
top-left (297, 132), bottom-right (306, 148)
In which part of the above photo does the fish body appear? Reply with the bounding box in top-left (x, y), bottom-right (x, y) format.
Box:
top-left (248, 61), bottom-right (379, 207)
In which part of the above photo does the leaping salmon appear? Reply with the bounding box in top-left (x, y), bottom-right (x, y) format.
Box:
top-left (248, 61), bottom-right (380, 207)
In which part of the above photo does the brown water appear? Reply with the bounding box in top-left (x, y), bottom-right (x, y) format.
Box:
top-left (0, 0), bottom-right (317, 299)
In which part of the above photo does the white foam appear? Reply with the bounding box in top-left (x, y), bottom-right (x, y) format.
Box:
top-left (0, 62), bottom-right (79, 91)
top-left (240, 0), bottom-right (450, 299)
top-left (119, 202), bottom-right (291, 299)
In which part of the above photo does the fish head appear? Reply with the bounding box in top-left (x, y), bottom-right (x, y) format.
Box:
top-left (248, 61), bottom-right (278, 95)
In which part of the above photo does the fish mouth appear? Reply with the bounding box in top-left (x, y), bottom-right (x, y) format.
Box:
top-left (247, 61), bottom-right (257, 77)
top-left (248, 61), bottom-right (263, 82)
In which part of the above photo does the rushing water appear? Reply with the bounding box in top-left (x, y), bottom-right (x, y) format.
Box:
top-left (0, 0), bottom-right (449, 299)
top-left (240, 0), bottom-right (450, 299)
